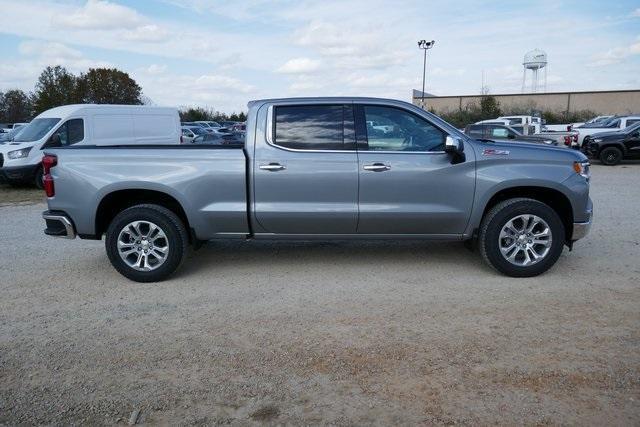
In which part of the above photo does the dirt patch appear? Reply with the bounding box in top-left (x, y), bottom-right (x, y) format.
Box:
top-left (0, 183), bottom-right (44, 206)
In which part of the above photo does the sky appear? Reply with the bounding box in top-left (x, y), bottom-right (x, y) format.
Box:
top-left (0, 0), bottom-right (639, 113)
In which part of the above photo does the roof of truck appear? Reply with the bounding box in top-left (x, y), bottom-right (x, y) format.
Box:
top-left (248, 96), bottom-right (417, 108)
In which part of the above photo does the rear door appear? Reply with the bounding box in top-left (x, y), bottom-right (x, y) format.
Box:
top-left (355, 103), bottom-right (475, 235)
top-left (253, 103), bottom-right (359, 234)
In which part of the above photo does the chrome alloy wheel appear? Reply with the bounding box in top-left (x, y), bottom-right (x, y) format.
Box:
top-left (498, 214), bottom-right (552, 267)
top-left (117, 221), bottom-right (169, 271)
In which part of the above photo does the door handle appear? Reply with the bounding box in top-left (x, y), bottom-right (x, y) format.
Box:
top-left (363, 163), bottom-right (391, 172)
top-left (259, 163), bottom-right (286, 171)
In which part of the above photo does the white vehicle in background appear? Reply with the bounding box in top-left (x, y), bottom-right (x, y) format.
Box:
top-left (574, 115), bottom-right (640, 146)
top-left (0, 104), bottom-right (180, 188)
top-left (497, 116), bottom-right (542, 134)
top-left (1, 122), bottom-right (28, 133)
top-left (366, 120), bottom-right (394, 134)
top-left (180, 125), bottom-right (208, 143)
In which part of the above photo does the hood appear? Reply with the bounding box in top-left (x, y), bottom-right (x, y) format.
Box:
top-left (588, 130), bottom-right (626, 140)
top-left (470, 138), bottom-right (587, 162)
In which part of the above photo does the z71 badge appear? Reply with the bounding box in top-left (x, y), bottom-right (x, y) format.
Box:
top-left (483, 148), bottom-right (510, 156)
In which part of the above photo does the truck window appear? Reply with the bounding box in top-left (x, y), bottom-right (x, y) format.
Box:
top-left (52, 119), bottom-right (84, 146)
top-left (274, 105), bottom-right (344, 150)
top-left (362, 105), bottom-right (445, 152)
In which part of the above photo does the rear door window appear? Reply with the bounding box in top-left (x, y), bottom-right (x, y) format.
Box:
top-left (274, 105), bottom-right (345, 150)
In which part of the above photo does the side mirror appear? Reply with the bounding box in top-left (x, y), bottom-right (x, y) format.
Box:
top-left (445, 136), bottom-right (464, 154)
top-left (44, 133), bottom-right (62, 148)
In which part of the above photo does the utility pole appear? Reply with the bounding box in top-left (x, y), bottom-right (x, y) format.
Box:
top-left (417, 40), bottom-right (435, 109)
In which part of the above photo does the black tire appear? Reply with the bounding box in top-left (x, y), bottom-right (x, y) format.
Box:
top-left (34, 166), bottom-right (44, 189)
top-left (599, 146), bottom-right (622, 166)
top-left (479, 198), bottom-right (565, 277)
top-left (105, 204), bottom-right (188, 282)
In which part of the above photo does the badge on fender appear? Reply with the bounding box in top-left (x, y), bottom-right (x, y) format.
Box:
top-left (483, 148), bottom-right (510, 156)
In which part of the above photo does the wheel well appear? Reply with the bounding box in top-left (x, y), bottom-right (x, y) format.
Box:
top-left (482, 187), bottom-right (574, 242)
top-left (95, 189), bottom-right (191, 240)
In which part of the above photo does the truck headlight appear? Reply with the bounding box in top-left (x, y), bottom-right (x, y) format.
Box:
top-left (7, 147), bottom-right (32, 159)
top-left (573, 160), bottom-right (590, 181)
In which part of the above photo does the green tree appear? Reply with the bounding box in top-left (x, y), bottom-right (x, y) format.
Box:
top-left (32, 66), bottom-right (80, 115)
top-left (78, 68), bottom-right (142, 104)
top-left (0, 89), bottom-right (33, 123)
top-left (179, 107), bottom-right (216, 122)
top-left (480, 95), bottom-right (501, 118)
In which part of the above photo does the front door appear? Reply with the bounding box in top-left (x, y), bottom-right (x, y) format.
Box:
top-left (253, 103), bottom-right (358, 234)
top-left (355, 104), bottom-right (475, 235)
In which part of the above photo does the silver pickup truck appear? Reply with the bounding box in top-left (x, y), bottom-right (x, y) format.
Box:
top-left (42, 97), bottom-right (593, 282)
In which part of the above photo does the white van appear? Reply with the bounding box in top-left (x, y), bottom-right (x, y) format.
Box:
top-left (0, 104), bottom-right (180, 187)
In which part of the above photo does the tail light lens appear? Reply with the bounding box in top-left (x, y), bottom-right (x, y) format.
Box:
top-left (573, 134), bottom-right (578, 142)
top-left (180, 135), bottom-right (184, 144)
top-left (42, 154), bottom-right (57, 197)
top-left (563, 136), bottom-right (571, 146)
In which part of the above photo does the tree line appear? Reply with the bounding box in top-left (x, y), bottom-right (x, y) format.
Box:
top-left (0, 65), bottom-right (247, 124)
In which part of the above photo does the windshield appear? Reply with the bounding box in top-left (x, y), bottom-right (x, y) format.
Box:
top-left (624, 121), bottom-right (640, 133)
top-left (192, 127), bottom-right (207, 135)
top-left (13, 118), bottom-right (61, 142)
top-left (0, 126), bottom-right (25, 142)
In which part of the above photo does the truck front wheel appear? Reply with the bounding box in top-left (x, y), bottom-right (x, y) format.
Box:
top-left (479, 198), bottom-right (565, 277)
top-left (105, 204), bottom-right (188, 282)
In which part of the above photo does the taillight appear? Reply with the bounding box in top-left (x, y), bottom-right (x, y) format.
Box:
top-left (42, 154), bottom-right (57, 197)
top-left (573, 134), bottom-right (578, 142)
top-left (563, 136), bottom-right (571, 146)
top-left (180, 135), bottom-right (183, 144)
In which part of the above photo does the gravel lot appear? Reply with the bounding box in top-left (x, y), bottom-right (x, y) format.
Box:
top-left (1, 164), bottom-right (639, 425)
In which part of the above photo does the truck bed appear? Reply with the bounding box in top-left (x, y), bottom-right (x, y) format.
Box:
top-left (46, 145), bottom-right (249, 240)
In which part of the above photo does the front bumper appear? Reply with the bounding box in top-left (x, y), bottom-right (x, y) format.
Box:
top-left (0, 163), bottom-right (39, 183)
top-left (571, 202), bottom-right (593, 241)
top-left (43, 211), bottom-right (76, 239)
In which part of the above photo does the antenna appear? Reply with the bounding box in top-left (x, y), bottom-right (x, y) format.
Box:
top-left (522, 49), bottom-right (547, 93)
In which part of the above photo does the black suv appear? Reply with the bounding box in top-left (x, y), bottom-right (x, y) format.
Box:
top-left (582, 122), bottom-right (640, 165)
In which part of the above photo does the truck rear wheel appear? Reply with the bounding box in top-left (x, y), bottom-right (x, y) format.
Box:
top-left (599, 146), bottom-right (622, 166)
top-left (105, 204), bottom-right (188, 282)
top-left (479, 198), bottom-right (565, 277)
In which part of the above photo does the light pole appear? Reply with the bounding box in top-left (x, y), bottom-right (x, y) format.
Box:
top-left (418, 39), bottom-right (435, 109)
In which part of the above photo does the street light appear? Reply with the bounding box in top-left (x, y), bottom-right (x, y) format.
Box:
top-left (418, 39), bottom-right (435, 109)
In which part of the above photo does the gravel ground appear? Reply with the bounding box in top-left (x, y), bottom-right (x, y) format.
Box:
top-left (1, 164), bottom-right (639, 425)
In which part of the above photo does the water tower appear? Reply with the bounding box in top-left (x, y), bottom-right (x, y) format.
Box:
top-left (521, 49), bottom-right (547, 93)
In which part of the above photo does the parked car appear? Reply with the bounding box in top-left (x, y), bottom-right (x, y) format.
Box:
top-left (1, 123), bottom-right (28, 134)
top-left (581, 121), bottom-right (640, 165)
top-left (0, 126), bottom-right (26, 143)
top-left (574, 115), bottom-right (640, 146)
top-left (41, 97), bottom-right (591, 282)
top-left (464, 124), bottom-right (556, 145)
top-left (180, 126), bottom-right (208, 143)
top-left (0, 105), bottom-right (180, 188)
top-left (497, 115), bottom-right (542, 134)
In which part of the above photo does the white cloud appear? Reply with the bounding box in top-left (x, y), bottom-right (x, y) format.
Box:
top-left (54, 0), bottom-right (142, 30)
top-left (194, 75), bottom-right (253, 93)
top-left (121, 25), bottom-right (170, 43)
top-left (276, 58), bottom-right (321, 74)
top-left (18, 40), bottom-right (112, 71)
top-left (589, 39), bottom-right (640, 66)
